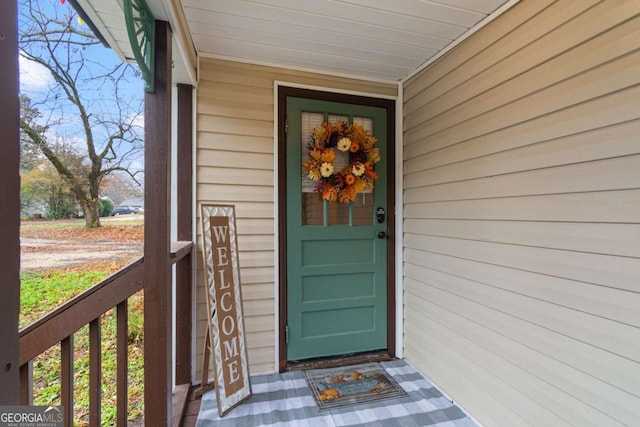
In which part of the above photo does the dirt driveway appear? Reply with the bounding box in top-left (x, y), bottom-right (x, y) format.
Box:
top-left (21, 237), bottom-right (143, 272)
top-left (20, 218), bottom-right (144, 272)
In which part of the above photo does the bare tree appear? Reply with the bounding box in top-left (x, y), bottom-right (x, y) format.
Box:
top-left (19, 0), bottom-right (143, 227)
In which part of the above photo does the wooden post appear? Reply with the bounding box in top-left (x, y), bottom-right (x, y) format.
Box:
top-left (61, 337), bottom-right (74, 427)
top-left (19, 363), bottom-right (33, 405)
top-left (175, 83), bottom-right (194, 386)
top-left (116, 301), bottom-right (128, 427)
top-left (89, 320), bottom-right (102, 426)
top-left (144, 20), bottom-right (173, 426)
top-left (0, 0), bottom-right (21, 404)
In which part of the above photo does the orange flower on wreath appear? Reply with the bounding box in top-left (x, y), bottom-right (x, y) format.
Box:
top-left (364, 163), bottom-right (378, 180)
top-left (321, 184), bottom-right (338, 202)
top-left (354, 178), bottom-right (367, 193)
top-left (344, 174), bottom-right (356, 186)
top-left (320, 148), bottom-right (336, 163)
top-left (338, 185), bottom-right (356, 203)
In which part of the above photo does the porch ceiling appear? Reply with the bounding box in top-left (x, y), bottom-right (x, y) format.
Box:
top-left (77, 0), bottom-right (514, 83)
top-left (181, 0), bottom-right (510, 82)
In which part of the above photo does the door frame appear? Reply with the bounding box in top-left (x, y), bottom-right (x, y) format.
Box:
top-left (276, 85), bottom-right (397, 371)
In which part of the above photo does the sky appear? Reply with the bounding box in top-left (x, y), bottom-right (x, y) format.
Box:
top-left (19, 55), bottom-right (52, 89)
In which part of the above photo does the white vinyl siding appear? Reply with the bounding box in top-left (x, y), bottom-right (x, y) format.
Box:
top-left (195, 58), bottom-right (397, 378)
top-left (402, 1), bottom-right (640, 426)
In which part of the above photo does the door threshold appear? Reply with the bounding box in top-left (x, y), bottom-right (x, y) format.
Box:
top-left (284, 351), bottom-right (393, 372)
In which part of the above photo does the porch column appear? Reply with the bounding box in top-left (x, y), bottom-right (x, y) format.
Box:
top-left (144, 20), bottom-right (173, 425)
top-left (0, 0), bottom-right (21, 404)
top-left (175, 83), bottom-right (194, 385)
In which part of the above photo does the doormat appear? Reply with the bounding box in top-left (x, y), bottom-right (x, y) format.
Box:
top-left (304, 362), bottom-right (408, 411)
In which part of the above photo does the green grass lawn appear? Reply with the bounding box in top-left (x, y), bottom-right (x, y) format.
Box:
top-left (21, 244), bottom-right (144, 426)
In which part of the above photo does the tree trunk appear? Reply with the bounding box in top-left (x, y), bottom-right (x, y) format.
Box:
top-left (82, 198), bottom-right (101, 228)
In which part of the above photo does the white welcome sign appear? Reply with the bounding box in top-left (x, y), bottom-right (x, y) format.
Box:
top-left (200, 204), bottom-right (251, 416)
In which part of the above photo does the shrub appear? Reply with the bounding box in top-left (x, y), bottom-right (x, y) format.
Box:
top-left (99, 198), bottom-right (114, 217)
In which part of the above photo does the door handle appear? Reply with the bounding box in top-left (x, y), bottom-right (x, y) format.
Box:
top-left (377, 231), bottom-right (387, 239)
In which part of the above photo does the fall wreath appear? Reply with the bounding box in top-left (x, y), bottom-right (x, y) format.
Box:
top-left (302, 121), bottom-right (381, 203)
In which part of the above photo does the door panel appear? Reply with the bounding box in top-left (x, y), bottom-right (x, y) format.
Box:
top-left (286, 96), bottom-right (388, 361)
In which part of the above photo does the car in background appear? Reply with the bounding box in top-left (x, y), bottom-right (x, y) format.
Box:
top-left (112, 206), bottom-right (138, 215)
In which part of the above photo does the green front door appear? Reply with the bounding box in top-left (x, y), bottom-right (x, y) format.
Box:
top-left (286, 96), bottom-right (389, 361)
